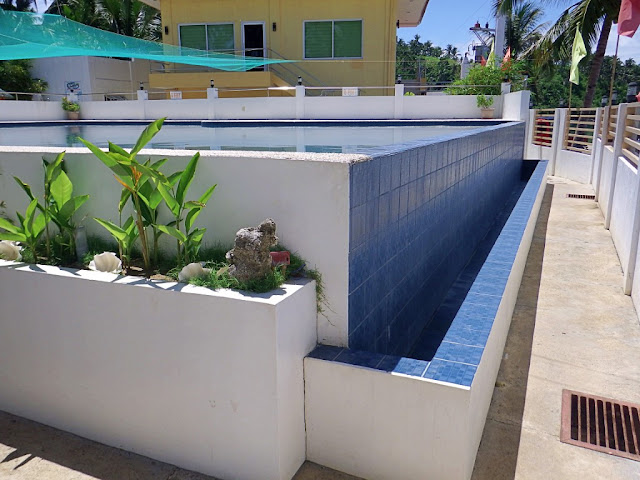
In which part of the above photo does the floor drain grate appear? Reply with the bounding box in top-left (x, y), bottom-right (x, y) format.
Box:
top-left (566, 194), bottom-right (596, 199)
top-left (561, 389), bottom-right (640, 462)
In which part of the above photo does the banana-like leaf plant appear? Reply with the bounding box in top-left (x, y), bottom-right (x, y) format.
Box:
top-left (0, 199), bottom-right (47, 260)
top-left (156, 152), bottom-right (216, 266)
top-left (81, 118), bottom-right (168, 275)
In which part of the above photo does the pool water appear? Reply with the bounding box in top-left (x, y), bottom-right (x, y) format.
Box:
top-left (0, 124), bottom-right (482, 154)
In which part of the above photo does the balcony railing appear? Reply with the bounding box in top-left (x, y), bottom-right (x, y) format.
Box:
top-left (532, 108), bottom-right (555, 147)
top-left (563, 107), bottom-right (598, 154)
top-left (623, 103), bottom-right (640, 167)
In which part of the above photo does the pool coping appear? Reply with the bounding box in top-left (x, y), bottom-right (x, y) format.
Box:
top-left (307, 159), bottom-right (549, 387)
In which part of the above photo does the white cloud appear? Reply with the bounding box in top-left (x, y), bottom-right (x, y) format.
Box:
top-left (605, 24), bottom-right (640, 61)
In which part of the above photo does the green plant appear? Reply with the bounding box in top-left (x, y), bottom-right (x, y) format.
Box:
top-left (477, 94), bottom-right (495, 109)
top-left (81, 118), bottom-right (169, 276)
top-left (94, 215), bottom-right (139, 272)
top-left (0, 199), bottom-right (47, 260)
top-left (156, 152), bottom-right (216, 267)
top-left (62, 97), bottom-right (80, 112)
top-left (12, 152), bottom-right (89, 260)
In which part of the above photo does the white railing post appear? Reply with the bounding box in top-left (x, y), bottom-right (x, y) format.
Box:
top-left (206, 87), bottom-right (219, 100)
top-left (604, 103), bottom-right (629, 229)
top-left (394, 83), bottom-right (405, 119)
top-left (550, 108), bottom-right (565, 175)
top-left (525, 109), bottom-right (535, 157)
top-left (595, 106), bottom-right (610, 201)
top-left (136, 90), bottom-right (148, 101)
top-left (589, 107), bottom-right (603, 185)
top-left (295, 85), bottom-right (305, 120)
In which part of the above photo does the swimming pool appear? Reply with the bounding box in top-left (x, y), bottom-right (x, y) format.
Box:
top-left (0, 122), bottom-right (487, 154)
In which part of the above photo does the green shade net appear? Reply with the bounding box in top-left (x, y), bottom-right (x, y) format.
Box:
top-left (0, 10), bottom-right (289, 71)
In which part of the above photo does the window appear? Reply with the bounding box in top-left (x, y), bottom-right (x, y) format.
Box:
top-left (304, 20), bottom-right (362, 59)
top-left (179, 23), bottom-right (235, 52)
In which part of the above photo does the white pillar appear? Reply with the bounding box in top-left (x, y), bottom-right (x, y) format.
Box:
top-left (394, 83), bottom-right (405, 119)
top-left (206, 87), bottom-right (219, 100)
top-left (295, 85), bottom-right (305, 120)
top-left (595, 105), bottom-right (610, 201)
top-left (588, 107), bottom-right (603, 185)
top-left (136, 90), bottom-right (148, 101)
top-left (604, 103), bottom-right (629, 229)
top-left (550, 108), bottom-right (565, 176)
top-left (494, 15), bottom-right (507, 67)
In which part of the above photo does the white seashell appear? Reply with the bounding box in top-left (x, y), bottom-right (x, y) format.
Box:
top-left (0, 240), bottom-right (22, 261)
top-left (89, 252), bottom-right (122, 274)
top-left (178, 262), bottom-right (211, 282)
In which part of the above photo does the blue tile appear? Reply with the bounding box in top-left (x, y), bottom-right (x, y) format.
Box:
top-left (434, 341), bottom-right (483, 365)
top-left (336, 349), bottom-right (386, 369)
top-left (392, 357), bottom-right (430, 377)
top-left (380, 158), bottom-right (392, 193)
top-left (376, 354), bottom-right (403, 372)
top-left (307, 345), bottom-right (343, 361)
top-left (445, 323), bottom-right (491, 347)
top-left (423, 359), bottom-right (477, 387)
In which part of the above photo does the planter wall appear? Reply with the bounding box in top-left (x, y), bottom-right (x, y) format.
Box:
top-left (0, 261), bottom-right (317, 480)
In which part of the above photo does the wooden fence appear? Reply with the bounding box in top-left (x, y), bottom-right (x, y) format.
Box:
top-left (532, 108), bottom-right (555, 147)
top-left (564, 107), bottom-right (598, 153)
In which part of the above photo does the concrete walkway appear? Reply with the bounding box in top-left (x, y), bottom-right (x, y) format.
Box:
top-left (1, 177), bottom-right (639, 480)
top-left (472, 177), bottom-right (640, 480)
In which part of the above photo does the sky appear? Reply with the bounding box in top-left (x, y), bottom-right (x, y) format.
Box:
top-left (398, 0), bottom-right (640, 61)
top-left (34, 0), bottom-right (640, 61)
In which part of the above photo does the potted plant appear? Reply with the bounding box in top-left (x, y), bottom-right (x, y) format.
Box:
top-left (477, 94), bottom-right (494, 119)
top-left (62, 97), bottom-right (80, 120)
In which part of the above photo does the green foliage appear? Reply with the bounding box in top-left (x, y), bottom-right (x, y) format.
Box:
top-left (62, 97), bottom-right (80, 112)
top-left (81, 118), bottom-right (169, 275)
top-left (156, 152), bottom-right (217, 266)
top-left (0, 199), bottom-right (47, 259)
top-left (0, 60), bottom-right (47, 97)
top-left (396, 35), bottom-right (460, 83)
top-left (447, 65), bottom-right (504, 95)
top-left (477, 94), bottom-right (495, 108)
top-left (6, 152), bottom-right (88, 260)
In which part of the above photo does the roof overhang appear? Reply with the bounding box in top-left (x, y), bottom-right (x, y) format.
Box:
top-left (139, 0), bottom-right (160, 10)
top-left (397, 0), bottom-right (430, 27)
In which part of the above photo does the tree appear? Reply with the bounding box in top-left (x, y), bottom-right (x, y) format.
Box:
top-left (495, 0), bottom-right (621, 107)
top-left (501, 1), bottom-right (547, 58)
top-left (0, 60), bottom-right (48, 96)
top-left (443, 44), bottom-right (459, 59)
top-left (0, 0), bottom-right (37, 11)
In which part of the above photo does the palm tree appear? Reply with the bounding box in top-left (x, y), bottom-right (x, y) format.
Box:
top-left (0, 0), bottom-right (38, 11)
top-left (443, 44), bottom-right (459, 59)
top-left (495, 0), bottom-right (620, 107)
top-left (502, 1), bottom-right (547, 58)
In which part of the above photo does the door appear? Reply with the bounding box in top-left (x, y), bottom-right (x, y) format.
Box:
top-left (242, 22), bottom-right (266, 71)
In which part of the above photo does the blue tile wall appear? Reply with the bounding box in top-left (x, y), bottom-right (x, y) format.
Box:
top-left (308, 159), bottom-right (548, 388)
top-left (348, 123), bottom-right (527, 356)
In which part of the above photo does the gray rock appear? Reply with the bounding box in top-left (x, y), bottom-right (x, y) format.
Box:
top-left (226, 218), bottom-right (278, 283)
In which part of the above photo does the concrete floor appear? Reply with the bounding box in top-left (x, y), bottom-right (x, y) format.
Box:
top-left (472, 177), bottom-right (640, 480)
top-left (1, 177), bottom-right (639, 480)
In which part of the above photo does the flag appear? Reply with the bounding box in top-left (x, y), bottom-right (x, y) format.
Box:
top-left (501, 46), bottom-right (512, 71)
top-left (619, 0), bottom-right (640, 37)
top-left (480, 56), bottom-right (487, 66)
top-left (486, 40), bottom-right (496, 67)
top-left (569, 29), bottom-right (586, 85)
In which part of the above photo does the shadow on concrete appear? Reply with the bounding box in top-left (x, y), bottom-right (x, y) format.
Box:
top-left (0, 411), bottom-right (217, 480)
top-left (471, 183), bottom-right (554, 480)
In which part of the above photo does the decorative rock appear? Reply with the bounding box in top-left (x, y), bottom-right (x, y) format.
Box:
top-left (0, 241), bottom-right (21, 261)
top-left (88, 252), bottom-right (122, 274)
top-left (226, 218), bottom-right (278, 283)
top-left (178, 262), bottom-right (211, 283)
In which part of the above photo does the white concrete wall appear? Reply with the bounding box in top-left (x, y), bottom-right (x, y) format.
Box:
top-left (0, 147), bottom-right (351, 347)
top-left (0, 92), bottom-right (520, 121)
top-left (598, 147), bottom-right (615, 218)
top-left (555, 148), bottom-right (592, 184)
top-left (609, 158), bottom-right (638, 272)
top-left (502, 90), bottom-right (531, 121)
top-left (0, 261), bottom-right (317, 480)
top-left (303, 161), bottom-right (549, 480)
top-left (31, 56), bottom-right (151, 100)
top-left (592, 137), bottom-right (603, 192)
top-left (304, 359), bottom-right (472, 480)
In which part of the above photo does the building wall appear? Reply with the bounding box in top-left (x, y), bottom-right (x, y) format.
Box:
top-left (347, 123), bottom-right (525, 354)
top-left (159, 0), bottom-right (397, 88)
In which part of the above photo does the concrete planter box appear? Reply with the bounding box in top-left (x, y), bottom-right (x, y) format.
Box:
top-left (0, 261), bottom-right (317, 480)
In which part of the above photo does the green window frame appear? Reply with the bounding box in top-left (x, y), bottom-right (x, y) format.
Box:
top-left (304, 20), bottom-right (362, 59)
top-left (179, 23), bottom-right (235, 52)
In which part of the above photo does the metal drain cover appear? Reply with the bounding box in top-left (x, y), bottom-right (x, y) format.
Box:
top-left (561, 389), bottom-right (640, 462)
top-left (566, 194), bottom-right (596, 199)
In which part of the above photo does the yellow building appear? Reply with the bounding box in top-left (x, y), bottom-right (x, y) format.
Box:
top-left (147, 0), bottom-right (430, 97)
